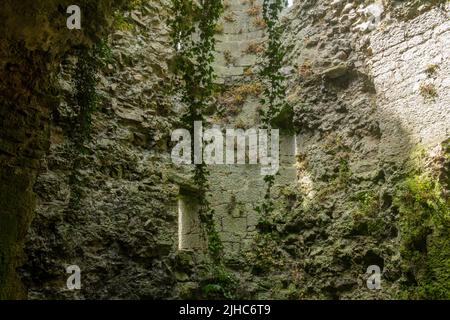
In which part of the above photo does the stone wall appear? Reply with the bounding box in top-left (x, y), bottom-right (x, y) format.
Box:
top-left (368, 6), bottom-right (450, 146)
top-left (206, 0), bottom-right (297, 262)
top-left (269, 0), bottom-right (450, 299)
top-left (20, 1), bottom-right (188, 299)
top-left (0, 0), bottom-right (129, 299)
top-left (178, 193), bottom-right (205, 251)
top-left (1, 0), bottom-right (448, 300)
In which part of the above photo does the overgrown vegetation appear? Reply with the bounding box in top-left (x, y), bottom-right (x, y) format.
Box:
top-left (169, 0), bottom-right (238, 299)
top-left (246, 233), bottom-right (284, 274)
top-left (247, 5), bottom-right (261, 16)
top-left (113, 0), bottom-right (147, 30)
top-left (354, 191), bottom-right (379, 217)
top-left (200, 266), bottom-right (239, 299)
top-left (217, 82), bottom-right (262, 117)
top-left (114, 13), bottom-right (134, 30)
top-left (245, 42), bottom-right (265, 54)
top-left (254, 0), bottom-right (289, 228)
top-left (394, 151), bottom-right (450, 299)
top-left (425, 64), bottom-right (438, 76)
top-left (244, 0), bottom-right (291, 290)
top-left (64, 41), bottom-right (113, 213)
top-left (252, 16), bottom-right (267, 29)
top-left (73, 41), bottom-right (112, 146)
top-left (214, 23), bottom-right (224, 34)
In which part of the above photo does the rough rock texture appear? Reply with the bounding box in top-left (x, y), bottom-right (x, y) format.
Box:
top-left (1, 0), bottom-right (448, 300)
top-left (20, 1), bottom-right (189, 299)
top-left (179, 0), bottom-right (448, 299)
top-left (268, 0), bottom-right (450, 299)
top-left (0, 0), bottom-right (129, 299)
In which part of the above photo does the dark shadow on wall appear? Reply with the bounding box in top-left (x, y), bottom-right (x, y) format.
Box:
top-left (277, 65), bottom-right (415, 299)
top-left (0, 42), bottom-right (53, 299)
top-left (258, 0), bottom-right (446, 300)
top-left (18, 0), bottom-right (183, 298)
top-left (0, 0), bottom-right (139, 299)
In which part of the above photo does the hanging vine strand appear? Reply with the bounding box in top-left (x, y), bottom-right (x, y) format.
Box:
top-left (169, 0), bottom-right (224, 261)
top-left (256, 0), bottom-right (289, 230)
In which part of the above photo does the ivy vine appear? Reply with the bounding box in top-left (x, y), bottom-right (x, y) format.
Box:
top-left (256, 0), bottom-right (289, 230)
top-left (73, 41), bottom-right (112, 147)
top-left (169, 0), bottom-right (240, 299)
top-left (169, 0), bottom-right (224, 261)
top-left (67, 41), bottom-right (112, 210)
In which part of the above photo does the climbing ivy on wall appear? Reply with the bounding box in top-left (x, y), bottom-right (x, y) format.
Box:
top-left (259, 0), bottom-right (288, 125)
top-left (170, 0), bottom-right (223, 261)
top-left (169, 0), bottom-right (238, 299)
top-left (256, 0), bottom-right (289, 229)
top-left (73, 41), bottom-right (112, 147)
top-left (66, 41), bottom-right (113, 211)
top-left (394, 145), bottom-right (450, 299)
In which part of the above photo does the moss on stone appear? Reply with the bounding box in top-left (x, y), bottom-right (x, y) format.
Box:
top-left (200, 266), bottom-right (239, 299)
top-left (394, 172), bottom-right (450, 299)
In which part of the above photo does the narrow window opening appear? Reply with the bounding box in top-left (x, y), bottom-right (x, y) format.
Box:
top-left (178, 190), bottom-right (205, 251)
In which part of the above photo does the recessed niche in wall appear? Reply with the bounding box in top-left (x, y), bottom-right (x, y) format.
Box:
top-left (178, 191), bottom-right (206, 251)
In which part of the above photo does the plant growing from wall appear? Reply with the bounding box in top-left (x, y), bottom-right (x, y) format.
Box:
top-left (255, 0), bottom-right (289, 230)
top-left (223, 49), bottom-right (236, 66)
top-left (67, 41), bottom-right (112, 211)
top-left (73, 41), bottom-right (112, 147)
top-left (252, 16), bottom-right (267, 29)
top-left (394, 149), bottom-right (450, 299)
top-left (247, 4), bottom-right (262, 16)
top-left (245, 0), bottom-right (290, 283)
top-left (425, 64), bottom-right (438, 76)
top-left (419, 83), bottom-right (438, 100)
top-left (170, 0), bottom-right (237, 298)
top-left (245, 42), bottom-right (265, 54)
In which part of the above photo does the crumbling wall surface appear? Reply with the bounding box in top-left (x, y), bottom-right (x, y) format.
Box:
top-left (368, 6), bottom-right (450, 146)
top-left (0, 0), bottom-right (128, 299)
top-left (263, 0), bottom-right (450, 299)
top-left (208, 0), bottom-right (298, 265)
top-left (3, 0), bottom-right (448, 300)
top-left (19, 1), bottom-right (192, 299)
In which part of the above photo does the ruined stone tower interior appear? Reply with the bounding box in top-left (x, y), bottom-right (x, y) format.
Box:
top-left (0, 0), bottom-right (449, 300)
